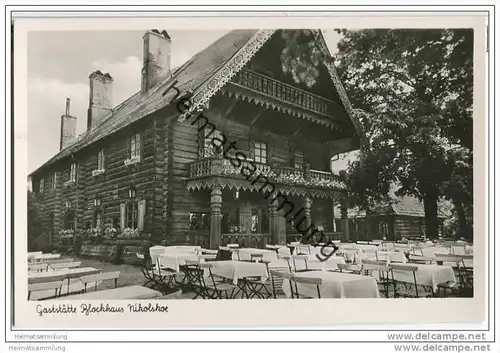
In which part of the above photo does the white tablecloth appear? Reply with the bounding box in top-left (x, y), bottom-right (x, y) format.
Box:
top-left (57, 285), bottom-right (162, 300)
top-left (292, 255), bottom-right (345, 271)
top-left (282, 271), bottom-right (380, 298)
top-left (28, 267), bottom-right (101, 284)
top-left (232, 248), bottom-right (279, 263)
top-left (31, 254), bottom-right (61, 262)
top-left (158, 253), bottom-right (203, 272)
top-left (373, 250), bottom-right (407, 264)
top-left (210, 261), bottom-right (269, 285)
top-left (392, 264), bottom-right (457, 292)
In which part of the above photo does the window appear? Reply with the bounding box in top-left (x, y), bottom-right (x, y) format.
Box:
top-left (39, 178), bottom-right (44, 193)
top-left (64, 210), bottom-right (75, 230)
top-left (222, 209), bottom-right (241, 233)
top-left (189, 212), bottom-right (210, 230)
top-left (379, 220), bottom-right (389, 238)
top-left (52, 172), bottom-right (57, 189)
top-left (251, 207), bottom-right (269, 234)
top-left (203, 128), bottom-right (223, 157)
top-left (130, 133), bottom-right (141, 158)
top-left (97, 149), bottom-right (105, 170)
top-left (254, 141), bottom-right (268, 164)
top-left (69, 163), bottom-right (77, 182)
top-left (126, 202), bottom-right (138, 229)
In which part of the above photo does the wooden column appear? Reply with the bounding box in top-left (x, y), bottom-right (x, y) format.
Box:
top-left (303, 195), bottom-right (312, 243)
top-left (340, 198), bottom-right (350, 242)
top-left (332, 200), bottom-right (337, 232)
top-left (209, 186), bottom-right (222, 249)
top-left (269, 192), bottom-right (286, 245)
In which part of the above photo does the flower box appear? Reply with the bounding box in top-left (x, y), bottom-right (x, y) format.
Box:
top-left (63, 180), bottom-right (76, 188)
top-left (91, 169), bottom-right (105, 177)
top-left (124, 156), bottom-right (141, 166)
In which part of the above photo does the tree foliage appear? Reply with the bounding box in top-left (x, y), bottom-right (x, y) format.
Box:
top-left (333, 29), bottom-right (473, 239)
top-left (27, 190), bottom-right (45, 251)
top-left (281, 29), bottom-right (474, 239)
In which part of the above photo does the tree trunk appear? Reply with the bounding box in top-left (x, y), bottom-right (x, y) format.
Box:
top-left (423, 194), bottom-right (439, 240)
top-left (452, 198), bottom-right (467, 239)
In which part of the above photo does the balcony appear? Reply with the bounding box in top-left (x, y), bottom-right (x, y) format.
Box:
top-left (229, 69), bottom-right (336, 118)
top-left (187, 157), bottom-right (345, 193)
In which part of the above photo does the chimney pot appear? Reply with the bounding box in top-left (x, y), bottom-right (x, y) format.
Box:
top-left (65, 98), bottom-right (71, 115)
top-left (60, 98), bottom-right (77, 150)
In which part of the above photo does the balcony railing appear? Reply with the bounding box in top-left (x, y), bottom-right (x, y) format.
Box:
top-left (230, 69), bottom-right (335, 117)
top-left (188, 157), bottom-right (344, 190)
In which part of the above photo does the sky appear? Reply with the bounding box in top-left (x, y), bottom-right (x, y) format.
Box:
top-left (27, 29), bottom-right (353, 174)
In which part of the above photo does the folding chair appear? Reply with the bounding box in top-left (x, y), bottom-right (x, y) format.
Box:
top-left (290, 275), bottom-right (323, 299)
top-left (335, 263), bottom-right (363, 275)
top-left (49, 261), bottom-right (82, 271)
top-left (291, 254), bottom-right (310, 273)
top-left (361, 259), bottom-right (395, 298)
top-left (136, 253), bottom-right (157, 288)
top-left (28, 263), bottom-right (48, 273)
top-left (200, 262), bottom-right (238, 299)
top-left (28, 280), bottom-right (64, 300)
top-left (180, 262), bottom-right (208, 299)
top-left (391, 263), bottom-right (433, 298)
top-left (80, 271), bottom-right (121, 293)
top-left (408, 254), bottom-right (434, 265)
top-left (269, 269), bottom-right (294, 298)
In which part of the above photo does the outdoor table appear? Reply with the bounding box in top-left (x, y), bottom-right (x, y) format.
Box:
top-left (282, 271), bottom-right (380, 298)
top-left (231, 248), bottom-right (278, 263)
top-left (374, 250), bottom-right (407, 264)
top-left (210, 260), bottom-right (269, 298)
top-left (57, 285), bottom-right (162, 300)
top-left (28, 267), bottom-right (102, 295)
top-left (31, 253), bottom-right (61, 262)
top-left (28, 251), bottom-right (42, 257)
top-left (391, 263), bottom-right (457, 293)
top-left (158, 252), bottom-right (204, 273)
top-left (292, 254), bottom-right (345, 271)
top-left (420, 246), bottom-right (450, 258)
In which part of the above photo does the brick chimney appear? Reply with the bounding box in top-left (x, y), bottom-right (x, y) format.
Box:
top-left (141, 29), bottom-right (171, 94)
top-left (87, 70), bottom-right (113, 129)
top-left (60, 98), bottom-right (77, 150)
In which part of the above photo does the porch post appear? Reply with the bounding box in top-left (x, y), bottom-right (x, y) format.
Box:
top-left (303, 195), bottom-right (312, 243)
top-left (340, 197), bottom-right (350, 242)
top-left (209, 185), bottom-right (222, 249)
top-left (269, 191), bottom-right (286, 245)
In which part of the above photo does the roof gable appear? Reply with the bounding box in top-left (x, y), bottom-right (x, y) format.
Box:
top-left (31, 29), bottom-right (363, 176)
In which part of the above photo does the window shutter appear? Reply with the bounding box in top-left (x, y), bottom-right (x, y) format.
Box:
top-left (120, 203), bottom-right (126, 231)
top-left (197, 128), bottom-right (205, 159)
top-left (248, 139), bottom-right (255, 160)
top-left (266, 140), bottom-right (272, 164)
top-left (138, 200), bottom-right (146, 230)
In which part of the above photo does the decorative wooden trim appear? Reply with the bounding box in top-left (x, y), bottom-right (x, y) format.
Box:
top-left (314, 30), bottom-right (366, 143)
top-left (179, 30), bottom-right (276, 121)
top-left (186, 177), bottom-right (343, 200)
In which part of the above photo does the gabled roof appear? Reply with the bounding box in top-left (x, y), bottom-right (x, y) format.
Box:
top-left (30, 29), bottom-right (362, 176)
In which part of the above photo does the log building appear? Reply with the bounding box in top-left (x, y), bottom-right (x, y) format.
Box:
top-left (28, 29), bottom-right (364, 251)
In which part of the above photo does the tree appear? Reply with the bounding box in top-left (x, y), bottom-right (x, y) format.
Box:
top-left (334, 29), bottom-right (473, 239)
top-left (281, 29), bottom-right (473, 239)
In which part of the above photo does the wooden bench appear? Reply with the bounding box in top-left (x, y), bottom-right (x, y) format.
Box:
top-left (80, 271), bottom-right (121, 293)
top-left (28, 280), bottom-right (64, 300)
